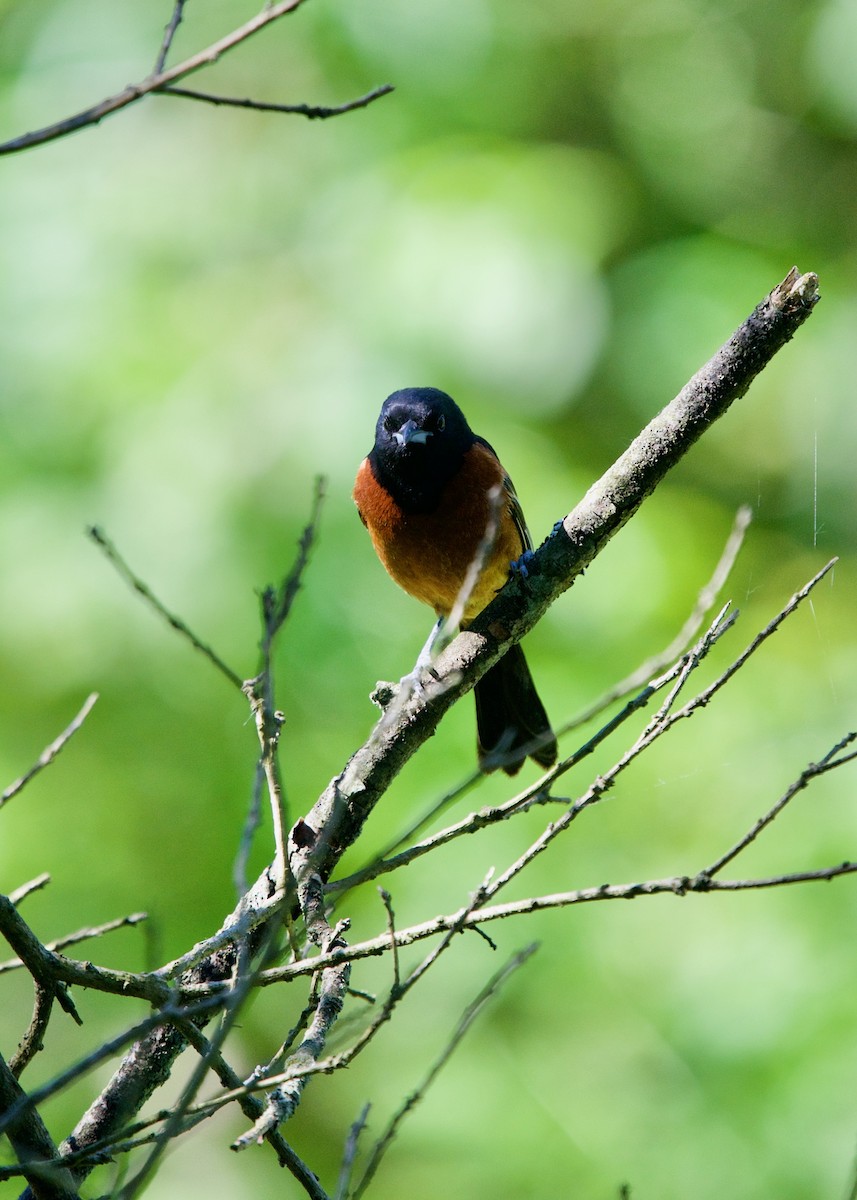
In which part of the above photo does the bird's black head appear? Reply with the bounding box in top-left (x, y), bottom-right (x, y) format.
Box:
top-left (369, 387), bottom-right (475, 513)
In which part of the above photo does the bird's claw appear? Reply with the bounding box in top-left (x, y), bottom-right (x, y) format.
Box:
top-left (510, 548), bottom-right (535, 579)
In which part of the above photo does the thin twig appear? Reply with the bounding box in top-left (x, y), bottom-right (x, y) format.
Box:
top-left (0, 912), bottom-right (147, 975)
top-left (334, 1103), bottom-right (370, 1200)
top-left (668, 557), bottom-right (838, 720)
top-left (384, 872), bottom-right (495, 1001)
top-left (312, 873), bottom-right (498, 1082)
top-left (153, 0), bottom-right (188, 74)
top-left (641, 602), bottom-right (734, 734)
top-left (379, 889), bottom-right (400, 990)
top-left (233, 760), bottom-right (266, 901)
top-left (8, 877), bottom-right (51, 906)
top-left (161, 83), bottom-right (395, 119)
top-left (88, 527), bottom-right (243, 688)
top-left (375, 770), bottom-right (483, 862)
top-left (475, 564), bottom-right (833, 909)
top-left (1, 694), bottom-right (98, 809)
top-left (443, 483), bottom-right (503, 640)
top-left (260, 476), bottom-right (326, 659)
top-left (10, 986), bottom-right (54, 1078)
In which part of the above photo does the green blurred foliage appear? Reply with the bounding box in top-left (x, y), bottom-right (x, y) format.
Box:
top-left (1, 1), bottom-right (856, 1197)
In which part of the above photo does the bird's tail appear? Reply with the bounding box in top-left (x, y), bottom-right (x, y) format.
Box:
top-left (474, 643), bottom-right (557, 776)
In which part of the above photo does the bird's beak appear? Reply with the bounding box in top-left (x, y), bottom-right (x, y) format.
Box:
top-left (393, 419), bottom-right (433, 447)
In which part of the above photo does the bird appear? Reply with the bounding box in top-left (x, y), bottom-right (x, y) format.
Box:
top-left (353, 386), bottom-right (557, 775)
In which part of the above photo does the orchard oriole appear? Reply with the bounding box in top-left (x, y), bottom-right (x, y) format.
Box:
top-left (353, 387), bottom-right (557, 775)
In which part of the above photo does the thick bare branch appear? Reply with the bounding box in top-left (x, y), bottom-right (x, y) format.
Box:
top-left (299, 268), bottom-right (821, 886)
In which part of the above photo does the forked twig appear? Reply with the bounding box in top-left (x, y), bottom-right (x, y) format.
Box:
top-left (0, 1), bottom-right (393, 157)
top-left (473, 561), bottom-right (836, 909)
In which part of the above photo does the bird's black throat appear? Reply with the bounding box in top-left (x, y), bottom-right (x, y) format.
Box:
top-left (368, 438), bottom-right (469, 514)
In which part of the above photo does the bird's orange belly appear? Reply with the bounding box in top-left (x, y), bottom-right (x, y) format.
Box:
top-left (354, 453), bottom-right (522, 623)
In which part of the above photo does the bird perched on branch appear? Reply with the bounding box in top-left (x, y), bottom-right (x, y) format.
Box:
top-left (353, 386), bottom-right (557, 775)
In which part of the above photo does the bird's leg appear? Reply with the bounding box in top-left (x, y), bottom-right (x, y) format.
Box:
top-left (372, 618), bottom-right (450, 715)
top-left (401, 616), bottom-right (451, 701)
top-left (509, 549), bottom-right (535, 580)
top-left (413, 616), bottom-right (446, 676)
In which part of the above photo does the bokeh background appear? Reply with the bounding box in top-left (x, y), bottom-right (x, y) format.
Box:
top-left (1, 1), bottom-right (856, 1197)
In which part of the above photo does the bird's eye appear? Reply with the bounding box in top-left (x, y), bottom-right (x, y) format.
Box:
top-left (436, 415), bottom-right (446, 432)
top-left (383, 414), bottom-right (397, 433)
